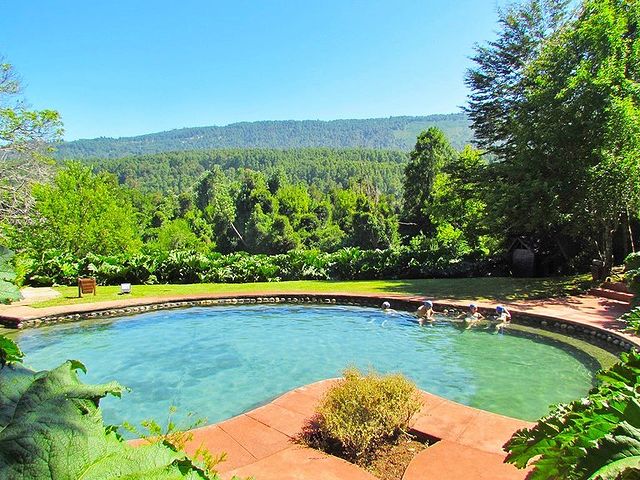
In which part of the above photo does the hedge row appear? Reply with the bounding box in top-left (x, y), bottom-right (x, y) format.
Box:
top-left (24, 246), bottom-right (499, 286)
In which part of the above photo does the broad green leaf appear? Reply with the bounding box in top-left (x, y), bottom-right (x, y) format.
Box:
top-left (582, 423), bottom-right (640, 480)
top-left (0, 335), bottom-right (24, 366)
top-left (588, 458), bottom-right (640, 480)
top-left (0, 360), bottom-right (215, 479)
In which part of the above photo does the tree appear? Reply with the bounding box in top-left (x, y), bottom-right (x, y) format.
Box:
top-left (0, 59), bottom-right (63, 230)
top-left (518, 0), bottom-right (640, 272)
top-left (195, 167), bottom-right (241, 253)
top-left (466, 0), bottom-right (640, 272)
top-left (401, 127), bottom-right (456, 237)
top-left (20, 162), bottom-right (142, 257)
top-left (429, 146), bottom-right (494, 254)
top-left (465, 0), bottom-right (571, 157)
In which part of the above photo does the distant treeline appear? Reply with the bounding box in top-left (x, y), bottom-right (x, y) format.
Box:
top-left (55, 114), bottom-right (473, 159)
top-left (81, 148), bottom-right (410, 195)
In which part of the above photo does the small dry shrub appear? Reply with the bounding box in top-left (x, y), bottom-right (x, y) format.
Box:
top-left (310, 368), bottom-right (422, 462)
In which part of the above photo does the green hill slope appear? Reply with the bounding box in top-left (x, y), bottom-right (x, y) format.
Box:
top-left (56, 113), bottom-right (472, 159)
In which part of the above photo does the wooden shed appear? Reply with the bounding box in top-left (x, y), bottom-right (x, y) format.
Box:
top-left (508, 238), bottom-right (536, 277)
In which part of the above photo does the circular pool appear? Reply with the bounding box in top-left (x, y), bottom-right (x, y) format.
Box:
top-left (15, 304), bottom-right (599, 430)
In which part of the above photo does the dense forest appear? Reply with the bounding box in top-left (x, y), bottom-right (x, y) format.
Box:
top-left (1, 0), bottom-right (639, 291)
top-left (82, 148), bottom-right (408, 195)
top-left (55, 114), bottom-right (472, 159)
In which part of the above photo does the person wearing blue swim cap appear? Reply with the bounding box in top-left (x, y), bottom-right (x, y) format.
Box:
top-left (416, 299), bottom-right (434, 325)
top-left (494, 304), bottom-right (512, 332)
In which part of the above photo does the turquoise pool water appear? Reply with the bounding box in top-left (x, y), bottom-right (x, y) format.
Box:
top-left (15, 305), bottom-right (598, 430)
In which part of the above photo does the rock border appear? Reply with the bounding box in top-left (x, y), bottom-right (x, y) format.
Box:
top-left (3, 293), bottom-right (637, 354)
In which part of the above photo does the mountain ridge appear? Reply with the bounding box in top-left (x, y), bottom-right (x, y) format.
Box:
top-left (56, 113), bottom-right (472, 159)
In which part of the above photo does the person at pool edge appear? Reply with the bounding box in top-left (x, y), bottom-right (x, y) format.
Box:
top-left (416, 300), bottom-right (434, 325)
top-left (494, 304), bottom-right (511, 331)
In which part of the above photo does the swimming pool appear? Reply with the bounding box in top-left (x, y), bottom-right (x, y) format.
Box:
top-left (15, 304), bottom-right (598, 431)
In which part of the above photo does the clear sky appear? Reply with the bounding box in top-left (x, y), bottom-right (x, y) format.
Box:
top-left (1, 1), bottom-right (505, 141)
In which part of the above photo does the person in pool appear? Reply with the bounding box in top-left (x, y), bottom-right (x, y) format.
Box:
top-left (457, 303), bottom-right (484, 328)
top-left (493, 305), bottom-right (511, 331)
top-left (416, 300), bottom-right (434, 325)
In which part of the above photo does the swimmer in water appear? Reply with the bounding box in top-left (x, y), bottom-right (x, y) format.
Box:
top-left (457, 303), bottom-right (484, 329)
top-left (416, 300), bottom-right (434, 325)
top-left (493, 305), bottom-right (511, 332)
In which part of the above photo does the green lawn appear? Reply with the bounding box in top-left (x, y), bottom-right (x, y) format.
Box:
top-left (31, 274), bottom-right (593, 308)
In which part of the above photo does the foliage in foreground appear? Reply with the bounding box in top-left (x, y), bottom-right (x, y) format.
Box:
top-left (621, 307), bottom-right (640, 335)
top-left (505, 350), bottom-right (640, 479)
top-left (622, 252), bottom-right (640, 333)
top-left (0, 335), bottom-right (231, 480)
top-left (305, 368), bottom-right (421, 462)
top-left (123, 407), bottom-right (229, 475)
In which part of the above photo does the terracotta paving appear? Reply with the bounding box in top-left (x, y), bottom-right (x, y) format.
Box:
top-left (2, 288), bottom-right (637, 479)
top-left (164, 379), bottom-right (534, 480)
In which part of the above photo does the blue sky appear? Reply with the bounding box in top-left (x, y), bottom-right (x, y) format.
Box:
top-left (1, 1), bottom-right (505, 140)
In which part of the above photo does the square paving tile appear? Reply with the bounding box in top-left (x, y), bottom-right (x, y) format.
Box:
top-left (456, 413), bottom-right (533, 455)
top-left (403, 440), bottom-right (530, 480)
top-left (411, 399), bottom-right (481, 442)
top-left (218, 414), bottom-right (292, 459)
top-left (185, 425), bottom-right (256, 473)
top-left (222, 445), bottom-right (377, 480)
top-left (246, 403), bottom-right (310, 438)
top-left (272, 390), bottom-right (321, 417)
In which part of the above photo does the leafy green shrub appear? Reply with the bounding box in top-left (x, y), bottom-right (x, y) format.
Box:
top-left (505, 350), bottom-right (640, 479)
top-left (0, 335), bottom-right (237, 480)
top-left (0, 335), bottom-right (23, 366)
top-left (621, 307), bottom-right (640, 334)
top-left (0, 247), bottom-right (20, 304)
top-left (123, 407), bottom-right (228, 477)
top-left (311, 368), bottom-right (421, 461)
top-left (21, 243), bottom-right (499, 286)
top-left (625, 252), bottom-right (640, 272)
top-left (624, 252), bottom-right (640, 298)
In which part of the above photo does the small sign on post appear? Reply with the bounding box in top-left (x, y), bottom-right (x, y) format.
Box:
top-left (78, 277), bottom-right (97, 297)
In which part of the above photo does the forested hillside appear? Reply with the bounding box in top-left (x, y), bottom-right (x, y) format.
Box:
top-left (85, 148), bottom-right (409, 195)
top-left (56, 113), bottom-right (471, 158)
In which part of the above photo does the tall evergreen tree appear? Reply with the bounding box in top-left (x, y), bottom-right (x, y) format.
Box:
top-left (401, 127), bottom-right (456, 237)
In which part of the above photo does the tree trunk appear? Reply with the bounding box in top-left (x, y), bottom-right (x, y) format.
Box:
top-left (602, 223), bottom-right (617, 276)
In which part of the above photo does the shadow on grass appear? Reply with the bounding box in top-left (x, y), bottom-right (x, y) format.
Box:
top-left (362, 275), bottom-right (594, 301)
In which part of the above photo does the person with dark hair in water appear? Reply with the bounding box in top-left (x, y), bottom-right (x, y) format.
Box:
top-left (416, 300), bottom-right (434, 325)
top-left (457, 303), bottom-right (483, 329)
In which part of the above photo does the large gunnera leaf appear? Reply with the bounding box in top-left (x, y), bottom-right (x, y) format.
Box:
top-left (583, 422), bottom-right (640, 480)
top-left (0, 360), bottom-right (212, 479)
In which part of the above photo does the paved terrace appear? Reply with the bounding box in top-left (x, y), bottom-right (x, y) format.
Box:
top-left (130, 379), bottom-right (534, 480)
top-left (1, 291), bottom-right (636, 479)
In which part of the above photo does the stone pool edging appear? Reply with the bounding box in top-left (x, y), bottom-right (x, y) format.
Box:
top-left (1, 292), bottom-right (637, 353)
